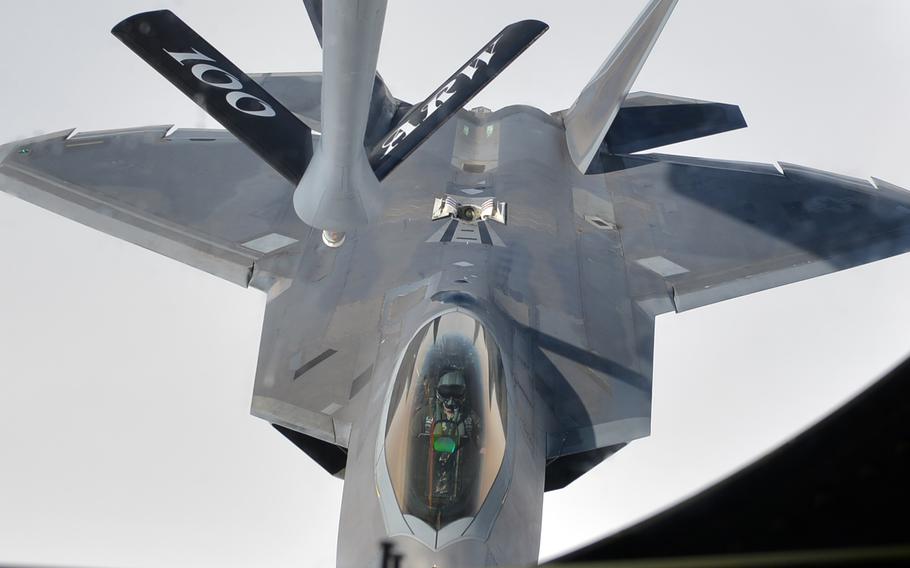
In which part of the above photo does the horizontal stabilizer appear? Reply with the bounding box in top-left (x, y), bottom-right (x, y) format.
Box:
top-left (604, 91), bottom-right (746, 155)
top-left (368, 19), bottom-right (548, 181)
top-left (112, 10), bottom-right (313, 184)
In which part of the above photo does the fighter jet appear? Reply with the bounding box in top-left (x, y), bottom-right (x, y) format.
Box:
top-left (1, 1), bottom-right (909, 566)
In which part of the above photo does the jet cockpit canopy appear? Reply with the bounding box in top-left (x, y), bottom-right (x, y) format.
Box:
top-left (384, 311), bottom-right (507, 531)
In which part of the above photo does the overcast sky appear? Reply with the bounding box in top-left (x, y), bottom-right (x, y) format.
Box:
top-left (1, 1), bottom-right (909, 567)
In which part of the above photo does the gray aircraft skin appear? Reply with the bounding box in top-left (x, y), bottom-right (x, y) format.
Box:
top-left (3, 1), bottom-right (910, 567)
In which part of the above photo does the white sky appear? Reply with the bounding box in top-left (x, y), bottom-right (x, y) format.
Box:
top-left (1, 1), bottom-right (909, 567)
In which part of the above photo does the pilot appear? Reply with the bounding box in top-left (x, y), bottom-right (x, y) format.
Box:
top-left (423, 370), bottom-right (481, 503)
top-left (437, 371), bottom-right (469, 421)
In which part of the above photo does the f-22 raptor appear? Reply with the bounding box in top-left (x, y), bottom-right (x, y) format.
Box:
top-left (1, 1), bottom-right (909, 566)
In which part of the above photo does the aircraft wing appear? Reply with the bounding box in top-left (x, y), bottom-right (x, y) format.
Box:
top-left (538, 150), bottom-right (910, 470)
top-left (0, 127), bottom-right (305, 287)
top-left (0, 126), bottom-right (352, 447)
top-left (602, 153), bottom-right (910, 313)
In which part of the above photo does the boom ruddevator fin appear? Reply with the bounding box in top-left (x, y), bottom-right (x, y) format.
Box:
top-left (563, 0), bottom-right (678, 173)
top-left (112, 10), bottom-right (314, 185)
top-left (367, 19), bottom-right (549, 181)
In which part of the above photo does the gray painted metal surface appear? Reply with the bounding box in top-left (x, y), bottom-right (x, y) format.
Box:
top-left (2, 1), bottom-right (910, 567)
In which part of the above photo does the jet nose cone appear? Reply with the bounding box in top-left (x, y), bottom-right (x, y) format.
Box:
top-left (386, 535), bottom-right (492, 568)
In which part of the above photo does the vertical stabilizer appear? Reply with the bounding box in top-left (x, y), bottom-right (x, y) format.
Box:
top-left (301, 0), bottom-right (324, 47)
top-left (563, 0), bottom-right (678, 173)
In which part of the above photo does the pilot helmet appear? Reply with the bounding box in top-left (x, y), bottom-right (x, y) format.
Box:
top-left (436, 371), bottom-right (466, 413)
